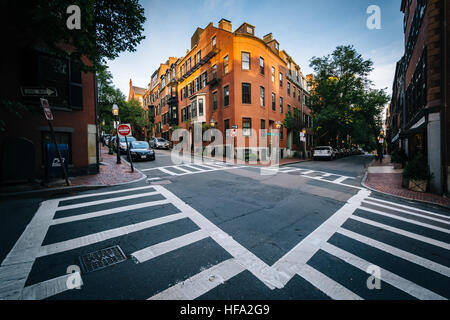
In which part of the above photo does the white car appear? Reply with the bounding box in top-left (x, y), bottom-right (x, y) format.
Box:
top-left (313, 146), bottom-right (336, 161)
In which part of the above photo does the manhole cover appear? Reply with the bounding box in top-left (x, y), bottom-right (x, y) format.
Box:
top-left (79, 245), bottom-right (127, 273)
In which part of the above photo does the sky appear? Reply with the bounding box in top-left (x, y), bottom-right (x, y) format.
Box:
top-left (107, 0), bottom-right (405, 102)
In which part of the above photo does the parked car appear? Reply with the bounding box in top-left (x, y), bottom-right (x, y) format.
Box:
top-left (335, 149), bottom-right (344, 158)
top-left (313, 146), bottom-right (336, 161)
top-left (149, 137), bottom-right (170, 149)
top-left (127, 141), bottom-right (155, 162)
top-left (119, 136), bottom-right (136, 152)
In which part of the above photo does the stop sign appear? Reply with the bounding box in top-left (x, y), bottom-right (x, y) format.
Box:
top-left (118, 124), bottom-right (131, 136)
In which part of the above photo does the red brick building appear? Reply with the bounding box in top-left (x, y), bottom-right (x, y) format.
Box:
top-left (142, 19), bottom-right (312, 159)
top-left (0, 42), bottom-right (99, 183)
top-left (389, 0), bottom-right (449, 195)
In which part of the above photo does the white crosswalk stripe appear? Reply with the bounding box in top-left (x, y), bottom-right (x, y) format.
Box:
top-left (141, 162), bottom-right (244, 178)
top-left (1, 184), bottom-right (449, 300)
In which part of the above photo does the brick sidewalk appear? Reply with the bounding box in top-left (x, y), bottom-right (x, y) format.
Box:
top-left (71, 145), bottom-right (143, 186)
top-left (364, 155), bottom-right (450, 209)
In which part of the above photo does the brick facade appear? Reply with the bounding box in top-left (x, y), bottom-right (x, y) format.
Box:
top-left (139, 19), bottom-right (312, 159)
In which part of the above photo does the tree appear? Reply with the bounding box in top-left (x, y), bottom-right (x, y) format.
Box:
top-left (97, 65), bottom-right (150, 139)
top-left (3, 0), bottom-right (146, 72)
top-left (307, 45), bottom-right (389, 149)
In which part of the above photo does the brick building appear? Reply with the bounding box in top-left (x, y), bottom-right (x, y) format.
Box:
top-left (141, 19), bottom-right (312, 159)
top-left (0, 42), bottom-right (99, 183)
top-left (388, 0), bottom-right (449, 195)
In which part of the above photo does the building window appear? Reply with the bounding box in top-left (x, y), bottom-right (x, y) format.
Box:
top-left (213, 91), bottom-right (218, 110)
top-left (243, 118), bottom-right (252, 136)
top-left (287, 82), bottom-right (291, 95)
top-left (242, 52), bottom-right (250, 70)
top-left (188, 82), bottom-right (193, 96)
top-left (279, 72), bottom-right (283, 87)
top-left (188, 58), bottom-right (192, 71)
top-left (223, 55), bottom-right (229, 74)
top-left (195, 77), bottom-right (199, 92)
top-left (242, 83), bottom-right (251, 104)
top-left (224, 85), bottom-right (229, 106)
top-left (201, 71), bottom-right (207, 88)
top-left (280, 97), bottom-right (283, 113)
top-left (224, 119), bottom-right (230, 135)
top-left (191, 100), bottom-right (197, 118)
top-left (280, 126), bottom-right (284, 140)
top-left (293, 87), bottom-right (296, 99)
top-left (212, 36), bottom-right (216, 48)
top-left (287, 104), bottom-right (291, 113)
top-left (272, 67), bottom-right (275, 82)
top-left (260, 86), bottom-right (265, 107)
top-left (199, 98), bottom-right (204, 116)
top-left (298, 89), bottom-right (301, 102)
top-left (272, 93), bottom-right (276, 111)
top-left (260, 57), bottom-right (264, 75)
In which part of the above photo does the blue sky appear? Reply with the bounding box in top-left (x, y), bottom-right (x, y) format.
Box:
top-left (107, 0), bottom-right (405, 98)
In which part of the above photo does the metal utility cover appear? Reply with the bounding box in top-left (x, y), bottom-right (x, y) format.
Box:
top-left (79, 245), bottom-right (127, 273)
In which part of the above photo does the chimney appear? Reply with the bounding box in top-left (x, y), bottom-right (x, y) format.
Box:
top-left (263, 33), bottom-right (273, 43)
top-left (218, 19), bottom-right (232, 32)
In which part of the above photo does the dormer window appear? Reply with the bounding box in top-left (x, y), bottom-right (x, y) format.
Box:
top-left (246, 26), bottom-right (254, 34)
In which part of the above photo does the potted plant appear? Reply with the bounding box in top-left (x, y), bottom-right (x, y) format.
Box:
top-left (402, 152), bottom-right (432, 192)
top-left (391, 149), bottom-right (406, 169)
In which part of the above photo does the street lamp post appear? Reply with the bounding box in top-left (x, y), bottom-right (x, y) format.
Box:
top-left (112, 104), bottom-right (121, 164)
top-left (302, 128), bottom-right (307, 160)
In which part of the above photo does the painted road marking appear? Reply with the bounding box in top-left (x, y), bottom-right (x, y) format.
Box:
top-left (132, 230), bottom-right (209, 263)
top-left (321, 242), bottom-right (446, 300)
top-left (363, 199), bottom-right (450, 223)
top-left (366, 197), bottom-right (450, 220)
top-left (20, 273), bottom-right (83, 300)
top-left (296, 264), bottom-right (362, 300)
top-left (273, 189), bottom-right (371, 285)
top-left (38, 213), bottom-right (187, 258)
top-left (359, 205), bottom-right (450, 233)
top-left (52, 200), bottom-right (170, 225)
top-left (349, 215), bottom-right (450, 250)
top-left (149, 258), bottom-right (245, 300)
top-left (337, 228), bottom-right (450, 278)
top-left (55, 191), bottom-right (160, 211)
top-left (55, 185), bottom-right (156, 202)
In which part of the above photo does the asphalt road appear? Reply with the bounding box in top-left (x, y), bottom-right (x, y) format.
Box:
top-left (0, 150), bottom-right (449, 300)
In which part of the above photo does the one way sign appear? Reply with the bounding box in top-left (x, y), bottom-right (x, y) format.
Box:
top-left (21, 87), bottom-right (58, 97)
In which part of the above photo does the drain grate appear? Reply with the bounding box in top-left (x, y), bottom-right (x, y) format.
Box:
top-left (79, 245), bottom-right (127, 273)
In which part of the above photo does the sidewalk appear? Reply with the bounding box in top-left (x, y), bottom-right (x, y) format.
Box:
top-left (0, 146), bottom-right (144, 197)
top-left (364, 155), bottom-right (450, 209)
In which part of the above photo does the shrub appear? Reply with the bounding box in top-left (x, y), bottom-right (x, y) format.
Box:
top-left (391, 149), bottom-right (407, 164)
top-left (402, 152), bottom-right (432, 181)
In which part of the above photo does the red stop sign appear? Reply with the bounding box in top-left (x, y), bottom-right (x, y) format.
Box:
top-left (118, 124), bottom-right (131, 136)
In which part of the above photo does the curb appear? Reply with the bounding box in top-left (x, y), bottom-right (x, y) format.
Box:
top-left (0, 158), bottom-right (147, 200)
top-left (361, 170), bottom-right (450, 211)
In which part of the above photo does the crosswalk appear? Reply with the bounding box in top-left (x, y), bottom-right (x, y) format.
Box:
top-left (273, 189), bottom-right (450, 300)
top-left (1, 183), bottom-right (448, 300)
top-left (261, 166), bottom-right (360, 189)
top-left (141, 161), bottom-right (245, 180)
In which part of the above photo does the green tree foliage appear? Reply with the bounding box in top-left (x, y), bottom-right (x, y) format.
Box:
top-left (3, 0), bottom-right (146, 72)
top-left (98, 65), bottom-right (149, 138)
top-left (307, 45), bottom-right (389, 150)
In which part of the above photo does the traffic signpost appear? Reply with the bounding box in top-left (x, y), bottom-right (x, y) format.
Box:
top-left (21, 87), bottom-right (58, 97)
top-left (40, 98), bottom-right (70, 186)
top-left (117, 123), bottom-right (134, 173)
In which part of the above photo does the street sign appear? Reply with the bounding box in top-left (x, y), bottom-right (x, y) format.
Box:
top-left (300, 136), bottom-right (306, 142)
top-left (379, 138), bottom-right (384, 144)
top-left (118, 124), bottom-right (132, 136)
top-left (230, 129), bottom-right (237, 137)
top-left (21, 87), bottom-right (58, 97)
top-left (300, 132), bottom-right (305, 137)
top-left (232, 125), bottom-right (238, 129)
top-left (40, 98), bottom-right (53, 121)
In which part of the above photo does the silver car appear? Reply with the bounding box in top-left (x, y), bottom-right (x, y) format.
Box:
top-left (149, 137), bottom-right (170, 149)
